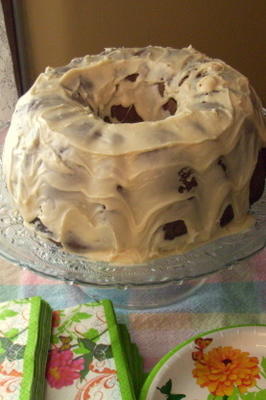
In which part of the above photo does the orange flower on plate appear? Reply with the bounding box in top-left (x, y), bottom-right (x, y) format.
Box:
top-left (192, 345), bottom-right (260, 397)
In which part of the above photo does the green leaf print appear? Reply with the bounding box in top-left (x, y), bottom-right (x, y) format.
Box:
top-left (254, 390), bottom-right (266, 399)
top-left (260, 357), bottom-right (266, 378)
top-left (51, 335), bottom-right (60, 344)
top-left (0, 353), bottom-right (6, 364)
top-left (79, 352), bottom-right (93, 382)
top-left (0, 309), bottom-right (18, 320)
top-left (78, 338), bottom-right (96, 352)
top-left (226, 387), bottom-right (238, 399)
top-left (157, 379), bottom-right (186, 399)
top-left (4, 328), bottom-right (20, 339)
top-left (0, 337), bottom-right (13, 350)
top-left (83, 328), bottom-right (100, 341)
top-left (93, 344), bottom-right (113, 361)
top-left (55, 319), bottom-right (70, 335)
top-left (158, 379), bottom-right (172, 394)
top-left (73, 341), bottom-right (93, 355)
top-left (237, 392), bottom-right (256, 399)
top-left (6, 344), bottom-right (25, 361)
top-left (70, 312), bottom-right (92, 322)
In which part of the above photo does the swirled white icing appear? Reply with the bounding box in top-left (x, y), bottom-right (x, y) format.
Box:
top-left (3, 46), bottom-right (266, 264)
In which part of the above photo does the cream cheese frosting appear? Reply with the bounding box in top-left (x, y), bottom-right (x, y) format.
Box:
top-left (3, 46), bottom-right (266, 264)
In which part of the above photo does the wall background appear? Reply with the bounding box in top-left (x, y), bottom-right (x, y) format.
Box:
top-left (18, 0), bottom-right (266, 104)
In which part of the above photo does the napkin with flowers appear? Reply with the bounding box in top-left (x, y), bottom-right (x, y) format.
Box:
top-left (0, 296), bottom-right (52, 400)
top-left (45, 299), bottom-right (142, 400)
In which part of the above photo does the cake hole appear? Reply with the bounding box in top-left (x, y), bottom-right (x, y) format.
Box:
top-left (162, 98), bottom-right (177, 115)
top-left (61, 58), bottom-right (178, 123)
top-left (163, 220), bottom-right (187, 240)
top-left (111, 104), bottom-right (143, 123)
top-left (220, 205), bottom-right (234, 227)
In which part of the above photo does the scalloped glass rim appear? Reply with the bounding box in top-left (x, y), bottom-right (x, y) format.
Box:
top-left (0, 115), bottom-right (265, 289)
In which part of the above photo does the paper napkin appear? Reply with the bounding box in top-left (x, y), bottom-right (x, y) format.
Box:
top-left (45, 300), bottom-right (138, 400)
top-left (0, 296), bottom-right (52, 400)
top-left (118, 324), bottom-right (145, 398)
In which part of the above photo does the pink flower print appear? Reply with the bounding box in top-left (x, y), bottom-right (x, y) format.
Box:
top-left (46, 349), bottom-right (84, 389)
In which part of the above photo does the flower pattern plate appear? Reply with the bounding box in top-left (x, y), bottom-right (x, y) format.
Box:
top-left (140, 325), bottom-right (266, 400)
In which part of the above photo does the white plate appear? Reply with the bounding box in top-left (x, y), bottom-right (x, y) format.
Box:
top-left (140, 325), bottom-right (266, 400)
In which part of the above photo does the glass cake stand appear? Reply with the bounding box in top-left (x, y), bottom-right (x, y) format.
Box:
top-left (0, 125), bottom-right (266, 309)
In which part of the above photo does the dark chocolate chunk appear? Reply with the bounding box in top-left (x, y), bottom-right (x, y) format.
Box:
top-left (218, 157), bottom-right (227, 173)
top-left (116, 184), bottom-right (123, 192)
top-left (157, 82), bottom-right (165, 97)
top-left (196, 70), bottom-right (207, 79)
top-left (178, 74), bottom-right (189, 86)
top-left (111, 104), bottom-right (143, 123)
top-left (125, 73), bottom-right (139, 82)
top-left (162, 98), bottom-right (177, 115)
top-left (104, 116), bottom-right (111, 123)
top-left (249, 149), bottom-right (266, 205)
top-left (220, 205), bottom-right (234, 227)
top-left (163, 220), bottom-right (187, 240)
top-left (30, 217), bottom-right (52, 235)
top-left (178, 167), bottom-right (198, 193)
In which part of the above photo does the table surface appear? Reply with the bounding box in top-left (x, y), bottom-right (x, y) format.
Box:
top-left (1, 248), bottom-right (266, 372)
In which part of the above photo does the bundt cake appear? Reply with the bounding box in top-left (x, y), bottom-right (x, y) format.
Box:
top-left (3, 46), bottom-right (266, 264)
